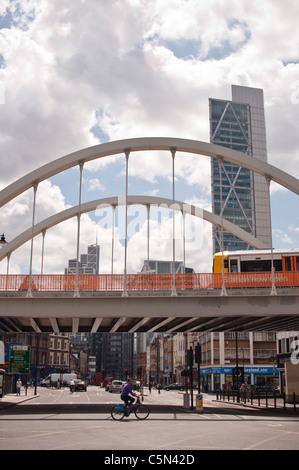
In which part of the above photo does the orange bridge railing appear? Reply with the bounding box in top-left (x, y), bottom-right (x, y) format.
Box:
top-left (0, 272), bottom-right (298, 292)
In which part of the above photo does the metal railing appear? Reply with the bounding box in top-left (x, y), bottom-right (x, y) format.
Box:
top-left (216, 389), bottom-right (299, 412)
top-left (0, 272), bottom-right (298, 292)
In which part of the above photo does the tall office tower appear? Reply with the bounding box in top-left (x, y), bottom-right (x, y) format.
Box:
top-left (65, 244), bottom-right (100, 274)
top-left (209, 85), bottom-right (272, 253)
top-left (102, 332), bottom-right (135, 378)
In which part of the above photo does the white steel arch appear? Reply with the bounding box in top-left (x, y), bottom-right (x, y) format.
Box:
top-left (0, 137), bottom-right (299, 207)
top-left (0, 195), bottom-right (268, 262)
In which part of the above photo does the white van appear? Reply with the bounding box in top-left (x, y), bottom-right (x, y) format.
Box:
top-left (41, 373), bottom-right (77, 387)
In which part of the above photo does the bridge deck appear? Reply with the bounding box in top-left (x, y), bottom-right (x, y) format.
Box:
top-left (0, 285), bottom-right (298, 333)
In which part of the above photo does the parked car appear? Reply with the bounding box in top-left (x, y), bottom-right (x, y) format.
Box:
top-left (109, 380), bottom-right (124, 393)
top-left (72, 379), bottom-right (87, 391)
top-left (164, 383), bottom-right (185, 391)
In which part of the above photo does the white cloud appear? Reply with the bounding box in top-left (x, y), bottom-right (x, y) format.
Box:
top-left (85, 177), bottom-right (105, 193)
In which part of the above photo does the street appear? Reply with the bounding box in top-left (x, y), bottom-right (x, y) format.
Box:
top-left (1, 386), bottom-right (299, 452)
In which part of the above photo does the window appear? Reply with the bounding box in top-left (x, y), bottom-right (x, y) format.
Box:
top-left (230, 259), bottom-right (238, 272)
top-left (285, 257), bottom-right (292, 271)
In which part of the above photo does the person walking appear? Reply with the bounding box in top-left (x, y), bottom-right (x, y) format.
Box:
top-left (16, 378), bottom-right (22, 396)
top-left (240, 380), bottom-right (250, 402)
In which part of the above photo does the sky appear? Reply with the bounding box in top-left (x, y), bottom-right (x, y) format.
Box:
top-left (0, 0), bottom-right (298, 275)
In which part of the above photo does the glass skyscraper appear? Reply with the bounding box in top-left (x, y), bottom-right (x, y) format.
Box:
top-left (209, 85), bottom-right (272, 253)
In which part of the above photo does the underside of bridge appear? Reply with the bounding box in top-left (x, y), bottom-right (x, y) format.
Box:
top-left (1, 290), bottom-right (299, 333)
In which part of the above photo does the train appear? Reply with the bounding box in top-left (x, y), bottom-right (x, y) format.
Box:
top-left (213, 248), bottom-right (299, 274)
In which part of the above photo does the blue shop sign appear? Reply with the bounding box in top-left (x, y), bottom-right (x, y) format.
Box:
top-left (244, 367), bottom-right (278, 375)
top-left (201, 366), bottom-right (278, 375)
top-left (201, 367), bottom-right (233, 375)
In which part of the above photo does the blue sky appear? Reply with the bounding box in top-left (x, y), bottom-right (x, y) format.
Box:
top-left (0, 0), bottom-right (298, 275)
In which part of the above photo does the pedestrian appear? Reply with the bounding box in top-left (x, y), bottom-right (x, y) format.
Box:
top-left (70, 379), bottom-right (75, 393)
top-left (240, 380), bottom-right (250, 402)
top-left (16, 378), bottom-right (22, 396)
top-left (148, 382), bottom-right (152, 394)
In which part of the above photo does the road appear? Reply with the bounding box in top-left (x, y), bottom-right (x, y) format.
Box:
top-left (1, 386), bottom-right (299, 452)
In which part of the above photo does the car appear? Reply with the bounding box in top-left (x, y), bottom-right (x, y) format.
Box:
top-left (72, 379), bottom-right (87, 391)
top-left (109, 380), bottom-right (124, 393)
top-left (164, 383), bottom-right (185, 391)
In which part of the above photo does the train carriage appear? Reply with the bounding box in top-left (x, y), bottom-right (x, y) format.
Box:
top-left (213, 249), bottom-right (299, 289)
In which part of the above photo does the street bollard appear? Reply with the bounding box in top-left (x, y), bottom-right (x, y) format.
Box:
top-left (183, 393), bottom-right (190, 408)
top-left (196, 394), bottom-right (203, 413)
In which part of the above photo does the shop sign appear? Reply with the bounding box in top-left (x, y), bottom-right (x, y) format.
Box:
top-left (200, 366), bottom-right (278, 375)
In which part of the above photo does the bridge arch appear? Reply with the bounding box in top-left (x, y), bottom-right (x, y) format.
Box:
top-left (0, 195), bottom-right (268, 262)
top-left (1, 137), bottom-right (299, 207)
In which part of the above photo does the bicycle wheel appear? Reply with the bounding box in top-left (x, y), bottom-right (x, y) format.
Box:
top-left (111, 405), bottom-right (126, 421)
top-left (134, 404), bottom-right (150, 420)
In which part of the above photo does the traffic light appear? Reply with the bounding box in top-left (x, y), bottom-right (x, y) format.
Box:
top-left (195, 345), bottom-right (201, 364)
top-left (187, 348), bottom-right (193, 367)
top-left (125, 368), bottom-right (128, 377)
top-left (233, 367), bottom-right (244, 388)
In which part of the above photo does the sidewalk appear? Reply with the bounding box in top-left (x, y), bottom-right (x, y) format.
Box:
top-left (0, 388), bottom-right (39, 410)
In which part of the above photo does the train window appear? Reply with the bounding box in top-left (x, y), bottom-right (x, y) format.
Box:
top-left (284, 257), bottom-right (292, 271)
top-left (229, 259), bottom-right (238, 273)
top-left (240, 259), bottom-right (282, 272)
top-left (296, 257), bottom-right (299, 271)
top-left (230, 259), bottom-right (238, 272)
top-left (241, 260), bottom-right (271, 272)
top-left (274, 260), bottom-right (282, 271)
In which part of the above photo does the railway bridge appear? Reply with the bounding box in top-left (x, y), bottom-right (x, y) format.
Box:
top-left (0, 137), bottom-right (298, 333)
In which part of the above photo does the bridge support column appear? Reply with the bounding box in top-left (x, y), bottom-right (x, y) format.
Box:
top-left (111, 204), bottom-right (115, 276)
top-left (171, 148), bottom-right (177, 296)
top-left (266, 177), bottom-right (277, 296)
top-left (41, 229), bottom-right (46, 275)
top-left (74, 161), bottom-right (84, 298)
top-left (217, 159), bottom-right (227, 296)
top-left (123, 150), bottom-right (130, 297)
top-left (147, 204), bottom-right (150, 267)
top-left (27, 182), bottom-right (38, 298)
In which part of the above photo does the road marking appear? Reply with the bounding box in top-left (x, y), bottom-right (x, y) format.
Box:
top-left (0, 424), bottom-right (103, 442)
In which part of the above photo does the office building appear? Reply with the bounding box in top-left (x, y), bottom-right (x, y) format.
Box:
top-left (65, 244), bottom-right (100, 274)
top-left (209, 85), bottom-right (272, 252)
top-left (140, 260), bottom-right (194, 274)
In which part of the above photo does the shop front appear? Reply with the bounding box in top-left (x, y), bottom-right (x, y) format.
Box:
top-left (201, 366), bottom-right (279, 392)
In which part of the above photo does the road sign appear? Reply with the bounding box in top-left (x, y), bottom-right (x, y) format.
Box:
top-left (9, 345), bottom-right (31, 374)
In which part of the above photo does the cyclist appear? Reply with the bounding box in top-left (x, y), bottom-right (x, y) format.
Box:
top-left (121, 378), bottom-right (138, 415)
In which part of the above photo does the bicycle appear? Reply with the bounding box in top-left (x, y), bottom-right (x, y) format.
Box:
top-left (111, 395), bottom-right (150, 420)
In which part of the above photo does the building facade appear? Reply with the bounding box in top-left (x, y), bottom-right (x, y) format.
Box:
top-left (210, 85), bottom-right (272, 252)
top-left (198, 331), bottom-right (278, 392)
top-left (49, 334), bottom-right (70, 371)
